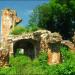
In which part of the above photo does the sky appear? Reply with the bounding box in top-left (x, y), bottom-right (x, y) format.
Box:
top-left (0, 0), bottom-right (48, 29)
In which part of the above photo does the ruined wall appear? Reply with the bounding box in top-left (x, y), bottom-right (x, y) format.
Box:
top-left (61, 40), bottom-right (75, 52)
top-left (33, 30), bottom-right (62, 64)
top-left (0, 8), bottom-right (63, 65)
top-left (7, 30), bottom-right (62, 64)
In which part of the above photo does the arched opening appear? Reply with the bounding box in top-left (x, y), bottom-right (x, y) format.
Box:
top-left (13, 39), bottom-right (40, 59)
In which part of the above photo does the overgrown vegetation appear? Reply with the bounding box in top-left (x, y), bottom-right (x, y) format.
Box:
top-left (0, 47), bottom-right (75, 75)
top-left (11, 24), bottom-right (40, 35)
top-left (11, 26), bottom-right (26, 35)
top-left (1, 0), bottom-right (75, 75)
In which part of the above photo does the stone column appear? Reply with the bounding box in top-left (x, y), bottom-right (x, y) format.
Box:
top-left (1, 8), bottom-right (22, 50)
top-left (47, 43), bottom-right (61, 65)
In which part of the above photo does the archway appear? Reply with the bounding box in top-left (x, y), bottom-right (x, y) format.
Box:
top-left (13, 39), bottom-right (40, 59)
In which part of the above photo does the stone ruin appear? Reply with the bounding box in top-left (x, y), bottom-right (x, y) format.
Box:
top-left (0, 8), bottom-right (22, 67)
top-left (0, 8), bottom-right (75, 67)
top-left (33, 30), bottom-right (62, 64)
top-left (1, 8), bottom-right (22, 48)
top-left (7, 30), bottom-right (62, 65)
top-left (61, 40), bottom-right (75, 52)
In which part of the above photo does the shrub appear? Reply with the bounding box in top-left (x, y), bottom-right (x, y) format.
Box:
top-left (0, 47), bottom-right (75, 75)
top-left (38, 50), bottom-right (47, 66)
top-left (11, 26), bottom-right (26, 35)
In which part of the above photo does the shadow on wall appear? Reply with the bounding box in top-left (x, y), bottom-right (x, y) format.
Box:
top-left (13, 39), bottom-right (40, 59)
top-left (48, 43), bottom-right (60, 53)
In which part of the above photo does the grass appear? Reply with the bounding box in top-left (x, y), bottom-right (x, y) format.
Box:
top-left (0, 47), bottom-right (75, 75)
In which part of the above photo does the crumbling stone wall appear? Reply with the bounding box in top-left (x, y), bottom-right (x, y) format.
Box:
top-left (0, 8), bottom-right (63, 65)
top-left (7, 30), bottom-right (62, 65)
top-left (33, 30), bottom-right (62, 64)
top-left (61, 40), bottom-right (75, 52)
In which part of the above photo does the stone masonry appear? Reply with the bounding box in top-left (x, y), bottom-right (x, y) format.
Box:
top-left (7, 30), bottom-right (62, 64)
top-left (0, 8), bottom-right (21, 67)
top-left (0, 8), bottom-right (63, 66)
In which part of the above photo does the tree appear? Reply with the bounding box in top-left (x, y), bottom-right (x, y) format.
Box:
top-left (29, 0), bottom-right (75, 40)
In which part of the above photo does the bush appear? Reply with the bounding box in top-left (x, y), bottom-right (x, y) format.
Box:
top-left (28, 24), bottom-right (39, 32)
top-left (11, 24), bottom-right (40, 35)
top-left (38, 50), bottom-right (47, 66)
top-left (11, 26), bottom-right (26, 35)
top-left (0, 47), bottom-right (75, 75)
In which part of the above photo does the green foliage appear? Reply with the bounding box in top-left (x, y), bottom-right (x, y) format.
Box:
top-left (29, 0), bottom-right (75, 39)
top-left (11, 24), bottom-right (40, 35)
top-left (38, 50), bottom-right (47, 66)
top-left (0, 47), bottom-right (75, 75)
top-left (15, 48), bottom-right (23, 56)
top-left (27, 23), bottom-right (40, 32)
top-left (11, 26), bottom-right (26, 35)
top-left (60, 46), bottom-right (69, 62)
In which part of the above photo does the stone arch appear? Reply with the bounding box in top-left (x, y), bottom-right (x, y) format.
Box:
top-left (13, 39), bottom-right (40, 59)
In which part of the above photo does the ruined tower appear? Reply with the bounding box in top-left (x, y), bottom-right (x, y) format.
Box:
top-left (1, 8), bottom-right (22, 48)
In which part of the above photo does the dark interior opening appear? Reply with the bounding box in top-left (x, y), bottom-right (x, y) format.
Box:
top-left (48, 43), bottom-right (60, 53)
top-left (13, 39), bottom-right (38, 59)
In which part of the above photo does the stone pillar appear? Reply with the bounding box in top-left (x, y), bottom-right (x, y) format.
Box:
top-left (40, 37), bottom-right (61, 64)
top-left (1, 8), bottom-right (22, 49)
top-left (47, 48), bottom-right (52, 64)
top-left (47, 43), bottom-right (61, 65)
top-left (1, 9), bottom-right (13, 48)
